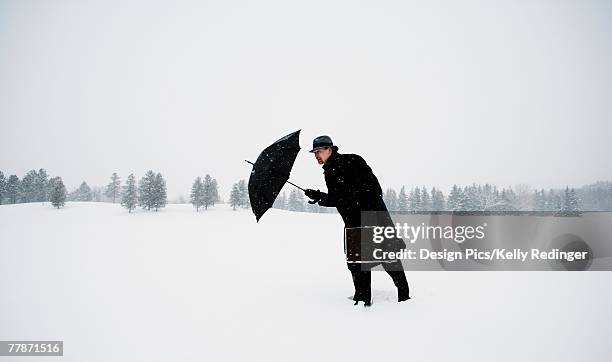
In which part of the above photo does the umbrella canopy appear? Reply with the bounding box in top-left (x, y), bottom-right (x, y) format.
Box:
top-left (247, 130), bottom-right (302, 222)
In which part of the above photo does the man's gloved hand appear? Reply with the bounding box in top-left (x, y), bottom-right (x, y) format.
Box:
top-left (304, 189), bottom-right (322, 204)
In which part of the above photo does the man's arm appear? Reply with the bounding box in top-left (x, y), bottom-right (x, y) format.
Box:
top-left (304, 189), bottom-right (337, 207)
top-left (317, 191), bottom-right (336, 207)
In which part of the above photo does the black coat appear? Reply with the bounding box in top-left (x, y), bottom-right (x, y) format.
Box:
top-left (317, 150), bottom-right (389, 228)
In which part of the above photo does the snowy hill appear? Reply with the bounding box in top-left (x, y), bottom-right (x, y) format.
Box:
top-left (1, 202), bottom-right (611, 361)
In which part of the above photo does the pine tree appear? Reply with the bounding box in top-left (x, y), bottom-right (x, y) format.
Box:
top-left (287, 189), bottom-right (305, 211)
top-left (20, 170), bottom-right (38, 203)
top-left (397, 186), bottom-right (408, 212)
top-left (237, 180), bottom-right (249, 208)
top-left (50, 177), bottom-right (67, 209)
top-left (6, 175), bottom-right (20, 204)
top-left (211, 179), bottom-right (220, 203)
top-left (431, 187), bottom-right (445, 211)
top-left (190, 176), bottom-right (204, 211)
top-left (230, 183), bottom-right (241, 210)
top-left (138, 170), bottom-right (156, 210)
top-left (105, 172), bottom-right (121, 203)
top-left (273, 191), bottom-right (287, 209)
top-left (0, 171), bottom-right (5, 205)
top-left (407, 188), bottom-right (421, 211)
top-left (121, 173), bottom-right (138, 213)
top-left (202, 174), bottom-right (216, 210)
top-left (384, 188), bottom-right (398, 211)
top-left (447, 185), bottom-right (463, 211)
top-left (563, 186), bottom-right (580, 213)
top-left (421, 186), bottom-right (431, 211)
top-left (75, 181), bottom-right (92, 201)
top-left (35, 168), bottom-right (49, 202)
top-left (152, 172), bottom-right (167, 211)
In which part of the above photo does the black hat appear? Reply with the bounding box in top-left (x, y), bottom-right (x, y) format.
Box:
top-left (309, 135), bottom-right (334, 152)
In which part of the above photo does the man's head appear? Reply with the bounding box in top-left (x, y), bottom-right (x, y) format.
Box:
top-left (309, 135), bottom-right (336, 165)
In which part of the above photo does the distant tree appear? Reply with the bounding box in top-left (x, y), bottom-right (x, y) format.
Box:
top-left (190, 176), bottom-right (204, 211)
top-left (202, 174), bottom-right (217, 210)
top-left (35, 168), bottom-right (49, 202)
top-left (138, 170), bottom-right (156, 210)
top-left (91, 186), bottom-right (104, 202)
top-left (6, 175), bottom-right (20, 204)
top-left (421, 186), bottom-right (431, 211)
top-left (152, 172), bottom-right (167, 211)
top-left (50, 177), bottom-right (67, 209)
top-left (447, 185), bottom-right (462, 211)
top-left (74, 181), bottom-right (92, 201)
top-left (273, 191), bottom-right (287, 210)
top-left (431, 187), bottom-right (445, 211)
top-left (237, 180), bottom-right (249, 208)
top-left (287, 189), bottom-right (305, 211)
top-left (20, 170), bottom-right (38, 203)
top-left (408, 187), bottom-right (421, 211)
top-left (563, 186), bottom-right (580, 213)
top-left (211, 179), bottom-right (220, 203)
top-left (533, 189), bottom-right (547, 211)
top-left (384, 188), bottom-right (398, 211)
top-left (397, 186), bottom-right (408, 212)
top-left (230, 183), bottom-right (241, 210)
top-left (0, 171), bottom-right (5, 205)
top-left (121, 173), bottom-right (138, 213)
top-left (105, 172), bottom-right (121, 203)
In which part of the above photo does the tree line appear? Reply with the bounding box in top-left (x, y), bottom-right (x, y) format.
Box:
top-left (2, 169), bottom-right (611, 213)
top-left (381, 182), bottom-right (612, 212)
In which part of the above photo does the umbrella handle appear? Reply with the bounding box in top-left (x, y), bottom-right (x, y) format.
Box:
top-left (244, 160), bottom-right (305, 191)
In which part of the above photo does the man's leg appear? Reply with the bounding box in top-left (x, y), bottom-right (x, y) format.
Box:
top-left (382, 261), bottom-right (410, 302)
top-left (347, 263), bottom-right (372, 304)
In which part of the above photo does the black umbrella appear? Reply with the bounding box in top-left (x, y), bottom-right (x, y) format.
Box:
top-left (245, 130), bottom-right (304, 222)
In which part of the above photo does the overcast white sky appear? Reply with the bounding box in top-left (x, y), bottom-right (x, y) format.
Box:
top-left (1, 0), bottom-right (611, 199)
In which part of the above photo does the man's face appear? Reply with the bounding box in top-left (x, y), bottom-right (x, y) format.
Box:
top-left (313, 147), bottom-right (332, 165)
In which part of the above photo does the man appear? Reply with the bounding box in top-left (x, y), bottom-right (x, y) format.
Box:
top-left (304, 135), bottom-right (410, 306)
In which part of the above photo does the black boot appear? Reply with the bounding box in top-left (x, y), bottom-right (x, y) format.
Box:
top-left (398, 287), bottom-right (410, 302)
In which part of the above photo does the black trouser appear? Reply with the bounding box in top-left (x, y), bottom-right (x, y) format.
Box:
top-left (348, 260), bottom-right (409, 302)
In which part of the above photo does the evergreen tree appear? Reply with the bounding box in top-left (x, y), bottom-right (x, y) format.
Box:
top-left (91, 186), bottom-right (103, 202)
top-left (152, 172), bottom-right (167, 211)
top-left (230, 183), bottom-right (241, 210)
top-left (105, 172), bottom-right (121, 203)
top-left (408, 187), bottom-right (421, 211)
top-left (237, 180), bottom-right (249, 208)
top-left (211, 179), bottom-right (220, 203)
top-left (384, 188), bottom-right (398, 211)
top-left (121, 173), bottom-right (138, 213)
top-left (287, 189), bottom-right (305, 211)
top-left (6, 175), bottom-right (20, 204)
top-left (563, 186), bottom-right (580, 213)
top-left (0, 171), bottom-right (5, 205)
top-left (533, 189), bottom-right (547, 211)
top-left (463, 184), bottom-right (479, 211)
top-left (202, 174), bottom-right (216, 210)
top-left (431, 187), bottom-right (445, 211)
top-left (20, 170), bottom-right (38, 203)
top-left (447, 185), bottom-right (464, 211)
top-left (190, 176), bottom-right (205, 211)
top-left (397, 186), bottom-right (408, 212)
top-left (273, 191), bottom-right (287, 210)
top-left (421, 186), bottom-right (431, 211)
top-left (35, 168), bottom-right (49, 202)
top-left (138, 170), bottom-right (156, 210)
top-left (75, 181), bottom-right (92, 201)
top-left (50, 177), bottom-right (67, 209)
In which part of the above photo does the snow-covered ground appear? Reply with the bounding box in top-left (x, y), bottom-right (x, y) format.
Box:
top-left (1, 202), bottom-right (611, 361)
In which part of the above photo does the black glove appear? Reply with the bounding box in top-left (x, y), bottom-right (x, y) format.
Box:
top-left (304, 189), bottom-right (322, 204)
